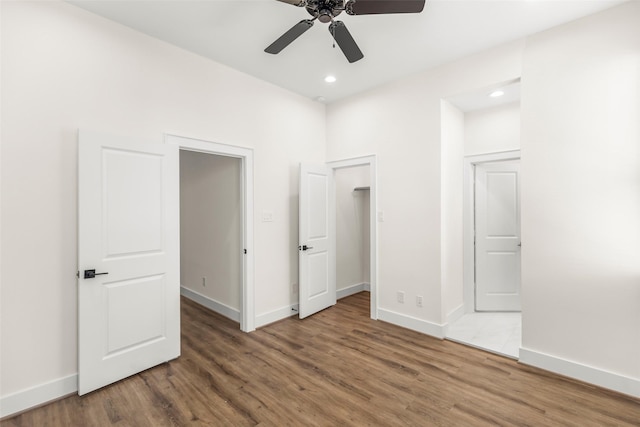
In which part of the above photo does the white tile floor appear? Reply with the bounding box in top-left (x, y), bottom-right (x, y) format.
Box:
top-left (446, 312), bottom-right (521, 359)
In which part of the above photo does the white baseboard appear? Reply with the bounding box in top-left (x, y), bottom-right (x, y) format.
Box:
top-left (255, 303), bottom-right (299, 329)
top-left (442, 303), bottom-right (465, 336)
top-left (0, 374), bottom-right (77, 419)
top-left (336, 282), bottom-right (370, 300)
top-left (377, 308), bottom-right (445, 339)
top-left (180, 287), bottom-right (240, 323)
top-left (519, 347), bottom-right (640, 399)
top-left (255, 283), bottom-right (371, 329)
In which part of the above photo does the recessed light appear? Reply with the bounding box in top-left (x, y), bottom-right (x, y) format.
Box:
top-left (324, 75), bottom-right (337, 83)
top-left (489, 90), bottom-right (505, 98)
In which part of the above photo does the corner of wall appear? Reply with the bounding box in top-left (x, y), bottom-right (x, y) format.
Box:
top-left (255, 304), bottom-right (299, 329)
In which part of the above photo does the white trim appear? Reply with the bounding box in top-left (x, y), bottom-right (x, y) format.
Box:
top-left (180, 287), bottom-right (240, 323)
top-left (255, 304), bottom-right (299, 329)
top-left (463, 150), bottom-right (520, 313)
top-left (327, 155), bottom-right (378, 320)
top-left (519, 348), bottom-right (640, 399)
top-left (0, 374), bottom-right (78, 419)
top-left (165, 134), bottom-right (255, 332)
top-left (446, 303), bottom-right (465, 324)
top-left (336, 282), bottom-right (370, 300)
top-left (377, 308), bottom-right (445, 339)
top-left (442, 303), bottom-right (465, 336)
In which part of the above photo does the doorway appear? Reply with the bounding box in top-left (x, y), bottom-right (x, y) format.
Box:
top-left (298, 156), bottom-right (378, 320)
top-left (334, 165), bottom-right (371, 306)
top-left (179, 150), bottom-right (242, 325)
top-left (447, 150), bottom-right (521, 358)
top-left (329, 156), bottom-right (378, 319)
top-left (166, 134), bottom-right (255, 332)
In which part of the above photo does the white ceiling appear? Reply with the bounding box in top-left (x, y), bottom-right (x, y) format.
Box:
top-left (447, 78), bottom-right (521, 112)
top-left (68, 0), bottom-right (626, 104)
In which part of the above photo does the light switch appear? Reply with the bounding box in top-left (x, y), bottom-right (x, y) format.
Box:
top-left (262, 211), bottom-right (274, 222)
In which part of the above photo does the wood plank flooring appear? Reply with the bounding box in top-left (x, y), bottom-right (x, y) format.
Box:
top-left (3, 292), bottom-right (639, 426)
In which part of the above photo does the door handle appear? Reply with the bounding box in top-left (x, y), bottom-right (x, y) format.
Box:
top-left (84, 269), bottom-right (109, 279)
top-left (517, 242), bottom-right (522, 247)
top-left (298, 245), bottom-right (314, 251)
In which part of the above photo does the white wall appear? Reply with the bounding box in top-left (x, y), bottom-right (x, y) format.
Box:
top-left (0, 0), bottom-right (325, 408)
top-left (465, 102), bottom-right (521, 155)
top-left (335, 166), bottom-right (370, 291)
top-left (327, 40), bottom-right (524, 330)
top-left (519, 2), bottom-right (640, 387)
top-left (180, 151), bottom-right (241, 312)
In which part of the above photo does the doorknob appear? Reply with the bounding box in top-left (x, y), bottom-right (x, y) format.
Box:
top-left (84, 269), bottom-right (109, 279)
top-left (298, 245), bottom-right (314, 251)
top-left (517, 242), bottom-right (522, 247)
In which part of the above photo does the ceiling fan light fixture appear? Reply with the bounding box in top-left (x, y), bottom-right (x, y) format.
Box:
top-left (318, 9), bottom-right (333, 23)
top-left (324, 75), bottom-right (337, 83)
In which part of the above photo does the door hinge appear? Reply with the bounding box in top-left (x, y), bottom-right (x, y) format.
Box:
top-left (244, 249), bottom-right (247, 254)
top-left (76, 271), bottom-right (79, 278)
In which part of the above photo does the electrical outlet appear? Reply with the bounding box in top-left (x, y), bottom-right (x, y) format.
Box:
top-left (397, 291), bottom-right (405, 304)
top-left (416, 295), bottom-right (423, 307)
top-left (378, 211), bottom-right (385, 222)
top-left (202, 277), bottom-right (206, 287)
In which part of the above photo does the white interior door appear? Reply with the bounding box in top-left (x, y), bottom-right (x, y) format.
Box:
top-left (78, 130), bottom-right (180, 395)
top-left (475, 160), bottom-right (521, 311)
top-left (299, 163), bottom-right (335, 318)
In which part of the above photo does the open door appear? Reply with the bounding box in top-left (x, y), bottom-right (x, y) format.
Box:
top-left (299, 163), bottom-right (335, 318)
top-left (78, 130), bottom-right (180, 395)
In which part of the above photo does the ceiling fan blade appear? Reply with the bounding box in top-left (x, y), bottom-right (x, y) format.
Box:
top-left (275, 0), bottom-right (306, 6)
top-left (328, 21), bottom-right (364, 63)
top-left (265, 20), bottom-right (314, 54)
top-left (346, 0), bottom-right (425, 15)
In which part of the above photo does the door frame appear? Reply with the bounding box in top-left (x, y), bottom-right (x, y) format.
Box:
top-left (463, 150), bottom-right (520, 314)
top-left (165, 134), bottom-right (255, 332)
top-left (327, 155), bottom-right (378, 319)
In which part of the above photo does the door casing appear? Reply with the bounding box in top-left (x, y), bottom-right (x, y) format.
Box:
top-left (463, 150), bottom-right (520, 314)
top-left (165, 134), bottom-right (255, 332)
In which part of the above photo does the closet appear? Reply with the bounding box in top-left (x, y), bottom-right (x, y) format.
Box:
top-left (334, 165), bottom-right (371, 299)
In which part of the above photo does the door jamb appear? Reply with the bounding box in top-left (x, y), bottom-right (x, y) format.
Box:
top-left (165, 134), bottom-right (255, 332)
top-left (463, 150), bottom-right (520, 314)
top-left (327, 155), bottom-right (378, 320)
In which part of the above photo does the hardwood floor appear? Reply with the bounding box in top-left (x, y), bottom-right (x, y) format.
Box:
top-left (3, 292), bottom-right (639, 426)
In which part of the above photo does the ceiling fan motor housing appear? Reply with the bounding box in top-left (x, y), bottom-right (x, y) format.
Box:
top-left (306, 0), bottom-right (344, 22)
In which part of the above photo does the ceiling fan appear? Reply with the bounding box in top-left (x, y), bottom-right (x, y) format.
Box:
top-left (265, 0), bottom-right (426, 63)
